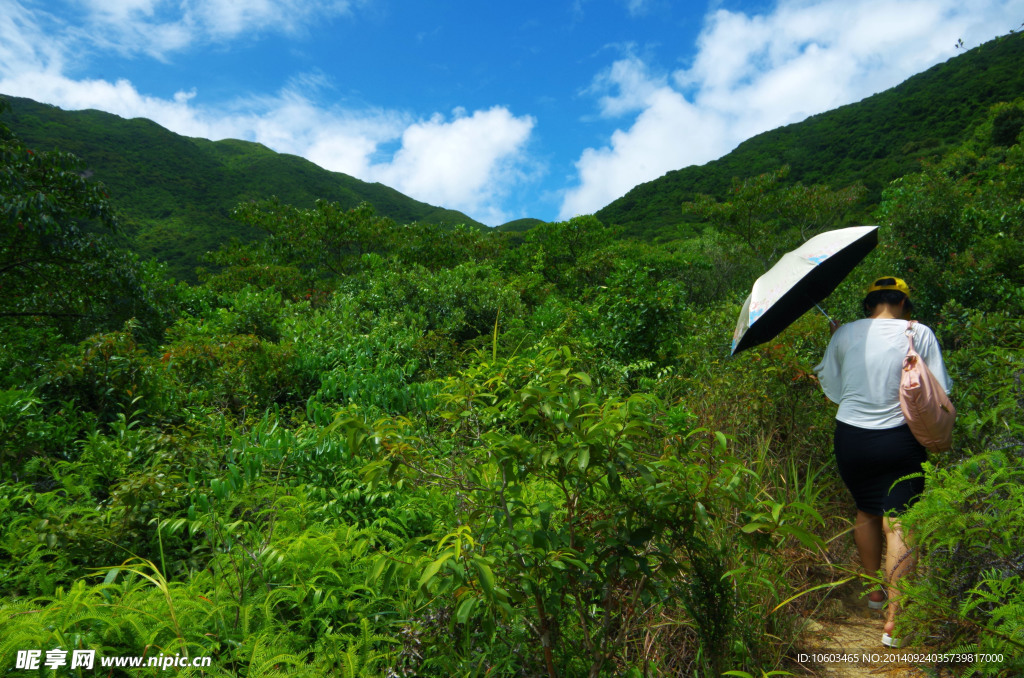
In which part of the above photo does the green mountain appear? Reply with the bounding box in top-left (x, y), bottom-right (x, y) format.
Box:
top-left (4, 32), bottom-right (1024, 275)
top-left (0, 96), bottom-right (485, 280)
top-left (495, 217), bottom-right (545, 232)
top-left (595, 32), bottom-right (1024, 238)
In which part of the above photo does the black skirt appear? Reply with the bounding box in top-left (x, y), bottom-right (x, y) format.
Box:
top-left (833, 420), bottom-right (927, 516)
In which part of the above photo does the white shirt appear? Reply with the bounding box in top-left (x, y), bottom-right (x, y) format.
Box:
top-left (814, 318), bottom-right (952, 429)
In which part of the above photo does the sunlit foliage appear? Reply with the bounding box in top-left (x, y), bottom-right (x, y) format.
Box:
top-left (2, 91), bottom-right (1022, 678)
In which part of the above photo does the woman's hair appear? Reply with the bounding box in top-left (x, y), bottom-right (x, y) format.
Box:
top-left (863, 277), bottom-right (914, 316)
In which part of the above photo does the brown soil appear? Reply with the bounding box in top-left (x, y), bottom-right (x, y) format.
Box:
top-left (796, 584), bottom-right (932, 678)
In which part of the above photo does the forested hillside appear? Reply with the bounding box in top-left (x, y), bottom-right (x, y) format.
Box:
top-left (2, 97), bottom-right (485, 280)
top-left (5, 32), bottom-right (1024, 278)
top-left (3, 74), bottom-right (1023, 675)
top-left (597, 31), bottom-right (1024, 238)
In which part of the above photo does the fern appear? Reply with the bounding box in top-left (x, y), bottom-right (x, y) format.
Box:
top-left (314, 618), bottom-right (399, 678)
top-left (896, 451), bottom-right (1024, 674)
top-left (236, 632), bottom-right (304, 678)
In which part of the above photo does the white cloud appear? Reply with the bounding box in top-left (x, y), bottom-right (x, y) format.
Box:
top-left (623, 0), bottom-right (655, 17)
top-left (212, 99), bottom-right (537, 225)
top-left (185, 0), bottom-right (355, 39)
top-left (587, 54), bottom-right (667, 117)
top-left (0, 0), bottom-right (538, 225)
top-left (560, 0), bottom-right (1024, 218)
top-left (561, 88), bottom-right (726, 219)
top-left (0, 57), bottom-right (225, 139)
top-left (35, 0), bottom-right (357, 59)
top-left (7, 0), bottom-right (1022, 225)
top-left (0, 9), bottom-right (534, 226)
top-left (0, 0), bottom-right (63, 75)
top-left (366, 108), bottom-right (537, 225)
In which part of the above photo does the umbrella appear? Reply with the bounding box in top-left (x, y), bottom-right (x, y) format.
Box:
top-left (731, 225), bottom-right (879, 355)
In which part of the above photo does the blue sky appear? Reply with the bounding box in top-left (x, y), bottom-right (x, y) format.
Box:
top-left (2, 0), bottom-right (1022, 226)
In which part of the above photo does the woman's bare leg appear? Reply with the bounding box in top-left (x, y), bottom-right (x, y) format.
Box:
top-left (854, 510), bottom-right (886, 604)
top-left (882, 516), bottom-right (914, 634)
top-left (855, 510), bottom-right (883, 572)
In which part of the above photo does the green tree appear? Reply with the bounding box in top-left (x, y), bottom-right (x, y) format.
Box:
top-left (216, 198), bottom-right (397, 281)
top-left (0, 107), bottom-right (151, 339)
top-left (393, 220), bottom-right (498, 270)
top-left (208, 199), bottom-right (501, 297)
top-left (682, 166), bottom-right (866, 269)
top-left (991, 102), bottom-right (1024, 146)
top-left (521, 215), bottom-right (617, 292)
top-left (875, 100), bottom-right (1024, 318)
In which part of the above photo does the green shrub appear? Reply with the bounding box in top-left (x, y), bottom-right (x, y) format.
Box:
top-left (580, 263), bottom-right (690, 368)
top-left (164, 332), bottom-right (305, 412)
top-left (520, 215), bottom-right (617, 293)
top-left (875, 100), bottom-right (1024, 319)
top-left (200, 262), bottom-right (313, 301)
top-left (354, 347), bottom-right (824, 677)
top-left (281, 294), bottom-right (436, 415)
top-left (898, 452), bottom-right (1024, 674)
top-left (0, 389), bottom-right (44, 476)
top-left (42, 322), bottom-right (171, 424)
top-left (345, 261), bottom-right (525, 344)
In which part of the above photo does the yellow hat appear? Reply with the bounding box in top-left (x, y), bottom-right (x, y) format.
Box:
top-left (866, 276), bottom-right (910, 297)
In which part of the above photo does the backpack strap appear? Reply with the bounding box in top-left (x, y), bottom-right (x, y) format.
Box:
top-left (905, 320), bottom-right (917, 353)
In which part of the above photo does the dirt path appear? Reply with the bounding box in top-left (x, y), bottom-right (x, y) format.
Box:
top-left (797, 585), bottom-right (932, 678)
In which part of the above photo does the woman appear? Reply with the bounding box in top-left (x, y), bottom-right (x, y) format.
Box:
top-left (814, 277), bottom-right (951, 647)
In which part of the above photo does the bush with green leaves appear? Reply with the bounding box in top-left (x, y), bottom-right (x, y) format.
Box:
top-left (163, 320), bottom-right (307, 413)
top-left (660, 230), bottom-right (761, 307)
top-left (41, 321), bottom-right (171, 426)
top-left (935, 307), bottom-right (1024, 460)
top-left (344, 260), bottom-right (526, 345)
top-left (279, 293), bottom-right (438, 415)
top-left (348, 347), bottom-right (826, 677)
top-left (681, 166), bottom-right (866, 272)
top-left (875, 100), bottom-right (1024, 318)
top-left (223, 198), bottom-right (398, 280)
top-left (0, 389), bottom-right (46, 477)
top-left (580, 263), bottom-right (691, 369)
top-left (0, 543), bottom-right (403, 678)
top-left (516, 215), bottom-right (618, 294)
top-left (200, 262), bottom-right (313, 301)
top-left (393, 221), bottom-right (499, 270)
top-left (897, 451), bottom-right (1024, 674)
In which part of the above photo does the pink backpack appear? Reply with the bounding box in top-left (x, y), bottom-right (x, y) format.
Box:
top-left (900, 321), bottom-right (956, 451)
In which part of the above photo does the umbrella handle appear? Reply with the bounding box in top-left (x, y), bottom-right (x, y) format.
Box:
top-left (815, 303), bottom-right (841, 333)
